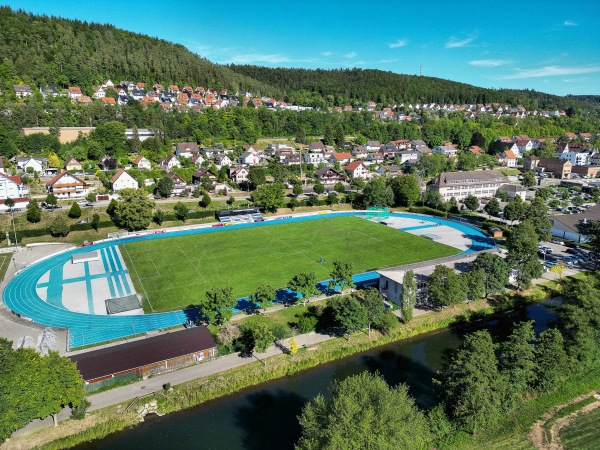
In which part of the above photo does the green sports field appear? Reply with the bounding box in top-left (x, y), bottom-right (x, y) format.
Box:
top-left (120, 216), bottom-right (459, 312)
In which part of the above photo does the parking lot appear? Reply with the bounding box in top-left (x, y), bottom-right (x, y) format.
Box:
top-left (537, 241), bottom-right (597, 270)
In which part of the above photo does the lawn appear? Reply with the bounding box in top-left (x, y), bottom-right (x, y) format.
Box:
top-left (0, 252), bottom-right (12, 282)
top-left (560, 406), bottom-right (600, 450)
top-left (120, 216), bottom-right (459, 312)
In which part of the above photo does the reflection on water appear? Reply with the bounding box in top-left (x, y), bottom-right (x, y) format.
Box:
top-left (75, 301), bottom-right (556, 450)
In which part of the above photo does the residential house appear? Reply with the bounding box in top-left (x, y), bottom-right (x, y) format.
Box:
top-left (46, 170), bottom-right (88, 198)
top-left (175, 142), bottom-right (200, 158)
top-left (190, 154), bottom-right (205, 167)
top-left (93, 87), bottom-right (106, 99)
top-left (352, 146), bottom-right (369, 159)
top-left (238, 152), bottom-right (260, 166)
top-left (158, 155), bottom-right (181, 171)
top-left (64, 157), bottom-right (82, 171)
top-left (192, 168), bottom-right (216, 185)
top-left (500, 150), bottom-right (517, 168)
top-left (396, 149), bottom-right (421, 164)
top-left (169, 172), bottom-right (188, 195)
top-left (76, 96), bottom-right (92, 105)
top-left (102, 80), bottom-right (115, 89)
top-left (309, 142), bottom-right (325, 152)
top-left (344, 161), bottom-right (370, 179)
top-left (314, 168), bottom-right (345, 185)
top-left (283, 154), bottom-right (302, 166)
top-left (524, 157), bottom-right (572, 179)
top-left (132, 155), bottom-right (152, 170)
top-left (13, 85), bottom-right (32, 98)
top-left (516, 139), bottom-right (534, 154)
top-left (0, 172), bottom-right (28, 206)
top-left (563, 132), bottom-right (577, 141)
top-left (304, 151), bottom-right (325, 164)
top-left (102, 97), bottom-right (116, 105)
top-left (427, 169), bottom-right (509, 201)
top-left (213, 182), bottom-right (234, 194)
top-left (410, 140), bottom-right (427, 149)
top-left (376, 165), bottom-right (402, 177)
top-left (68, 87), bottom-right (82, 99)
top-left (0, 158), bottom-right (5, 174)
top-left (432, 145), bottom-right (459, 157)
top-left (366, 153), bottom-right (385, 164)
top-left (98, 155), bottom-right (118, 171)
top-left (579, 132), bottom-right (592, 141)
top-left (550, 205), bottom-right (600, 243)
top-left (214, 154), bottom-right (232, 169)
top-left (365, 140), bottom-right (381, 151)
top-left (414, 144), bottom-right (432, 156)
top-left (498, 141), bottom-right (521, 158)
top-left (39, 84), bottom-right (58, 98)
top-left (228, 167), bottom-right (249, 184)
top-left (571, 165), bottom-right (600, 178)
top-left (555, 143), bottom-right (593, 166)
top-left (110, 169), bottom-right (139, 192)
top-left (330, 152), bottom-right (353, 165)
top-left (468, 145), bottom-right (484, 156)
top-left (13, 157), bottom-right (47, 174)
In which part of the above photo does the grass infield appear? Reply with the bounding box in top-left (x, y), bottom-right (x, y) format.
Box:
top-left (120, 216), bottom-right (459, 312)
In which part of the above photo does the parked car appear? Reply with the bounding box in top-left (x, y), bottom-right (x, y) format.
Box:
top-left (77, 200), bottom-right (92, 207)
top-left (551, 239), bottom-right (565, 245)
top-left (5, 207), bottom-right (21, 213)
top-left (45, 205), bottom-right (62, 210)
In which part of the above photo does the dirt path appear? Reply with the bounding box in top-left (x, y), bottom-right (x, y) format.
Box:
top-left (529, 391), bottom-right (600, 450)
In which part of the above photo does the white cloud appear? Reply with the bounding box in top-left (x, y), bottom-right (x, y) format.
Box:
top-left (378, 58), bottom-right (399, 64)
top-left (445, 37), bottom-right (474, 49)
top-left (229, 53), bottom-right (291, 64)
top-left (502, 65), bottom-right (600, 79)
top-left (469, 59), bottom-right (512, 67)
top-left (344, 51), bottom-right (357, 59)
top-left (388, 39), bottom-right (408, 48)
top-left (563, 20), bottom-right (578, 26)
top-left (321, 51), bottom-right (333, 56)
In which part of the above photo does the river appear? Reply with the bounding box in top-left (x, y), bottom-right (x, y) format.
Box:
top-left (75, 301), bottom-right (558, 450)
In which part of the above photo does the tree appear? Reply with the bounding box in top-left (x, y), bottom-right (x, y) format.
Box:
top-left (292, 183), bottom-right (303, 196)
top-left (50, 216), bottom-right (70, 237)
top-left (328, 260), bottom-right (355, 293)
top-left (41, 351), bottom-right (85, 427)
top-left (434, 330), bottom-right (506, 434)
top-left (297, 372), bottom-right (431, 450)
top-left (47, 152), bottom-right (62, 169)
top-left (498, 321), bottom-right (536, 405)
top-left (289, 335), bottom-right (298, 356)
top-left (525, 197), bottom-right (551, 241)
top-left (217, 323), bottom-right (242, 347)
top-left (89, 121), bottom-right (127, 156)
top-left (289, 197), bottom-right (299, 210)
top-left (484, 198), bottom-right (501, 218)
top-left (423, 190), bottom-right (446, 211)
top-left (507, 220), bottom-right (542, 290)
top-left (45, 193), bottom-right (58, 208)
top-left (313, 182), bottom-right (325, 195)
top-left (112, 188), bottom-right (155, 231)
top-left (288, 272), bottom-right (318, 306)
top-left (359, 288), bottom-right (386, 334)
top-left (334, 182), bottom-right (345, 193)
top-left (68, 202), bottom-right (81, 219)
top-left (470, 253), bottom-right (509, 297)
top-left (534, 328), bottom-right (568, 392)
top-left (503, 195), bottom-right (526, 224)
top-left (535, 187), bottom-right (553, 201)
top-left (461, 269), bottom-right (485, 302)
top-left (326, 192), bottom-right (337, 206)
top-left (427, 265), bottom-right (465, 308)
top-left (464, 194), bottom-right (479, 212)
top-left (522, 171), bottom-right (537, 188)
top-left (470, 131), bottom-right (486, 149)
top-left (26, 200), bottom-right (41, 223)
top-left (361, 177), bottom-right (394, 208)
top-left (400, 270), bottom-right (416, 323)
top-left (251, 284), bottom-right (276, 312)
top-left (390, 174), bottom-right (420, 207)
top-left (91, 213), bottom-right (100, 231)
top-left (227, 196), bottom-right (235, 206)
top-left (242, 321), bottom-right (275, 353)
top-left (155, 175), bottom-right (174, 198)
top-left (173, 202), bottom-right (189, 221)
top-left (202, 286), bottom-right (236, 325)
top-left (252, 183), bottom-right (285, 212)
top-left (200, 193), bottom-right (212, 209)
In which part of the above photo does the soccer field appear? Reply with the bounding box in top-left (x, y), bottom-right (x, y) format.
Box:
top-left (120, 216), bottom-right (459, 312)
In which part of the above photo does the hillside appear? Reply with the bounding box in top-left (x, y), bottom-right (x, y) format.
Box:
top-left (228, 65), bottom-right (593, 110)
top-left (0, 7), bottom-right (279, 97)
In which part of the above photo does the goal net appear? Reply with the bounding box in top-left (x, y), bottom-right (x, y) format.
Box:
top-left (365, 206), bottom-right (390, 221)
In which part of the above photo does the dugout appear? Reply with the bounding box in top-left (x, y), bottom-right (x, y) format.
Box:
top-left (70, 327), bottom-right (217, 391)
top-left (216, 207), bottom-right (263, 223)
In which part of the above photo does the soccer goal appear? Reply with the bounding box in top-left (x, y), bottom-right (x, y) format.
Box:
top-left (365, 206), bottom-right (390, 221)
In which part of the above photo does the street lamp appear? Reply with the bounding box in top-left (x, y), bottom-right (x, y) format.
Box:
top-left (4, 198), bottom-right (18, 253)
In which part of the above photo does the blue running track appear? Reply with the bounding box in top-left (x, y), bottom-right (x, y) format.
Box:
top-left (3, 212), bottom-right (494, 349)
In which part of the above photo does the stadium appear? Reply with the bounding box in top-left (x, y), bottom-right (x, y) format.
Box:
top-left (3, 210), bottom-right (495, 351)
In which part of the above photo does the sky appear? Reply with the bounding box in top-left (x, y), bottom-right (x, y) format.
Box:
top-left (4, 0), bottom-right (600, 96)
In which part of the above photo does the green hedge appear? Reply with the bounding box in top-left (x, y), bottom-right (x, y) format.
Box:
top-left (408, 206), bottom-right (448, 218)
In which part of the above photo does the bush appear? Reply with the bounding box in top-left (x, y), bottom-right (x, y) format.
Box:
top-left (408, 206), bottom-right (448, 218)
top-left (50, 216), bottom-right (70, 237)
top-left (374, 312), bottom-right (398, 335)
top-left (70, 398), bottom-right (91, 421)
top-left (68, 202), bottom-right (82, 219)
top-left (271, 323), bottom-right (292, 341)
top-left (297, 315), bottom-right (318, 334)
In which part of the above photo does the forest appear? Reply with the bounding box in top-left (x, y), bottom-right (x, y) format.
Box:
top-left (0, 6), bottom-right (596, 112)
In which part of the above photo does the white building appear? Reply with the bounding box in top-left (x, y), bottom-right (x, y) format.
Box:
top-left (432, 145), bottom-right (458, 157)
top-left (110, 169), bottom-right (139, 192)
top-left (427, 169), bottom-right (509, 201)
top-left (0, 172), bottom-right (29, 204)
top-left (550, 205), bottom-right (600, 243)
top-left (132, 155), bottom-right (152, 170)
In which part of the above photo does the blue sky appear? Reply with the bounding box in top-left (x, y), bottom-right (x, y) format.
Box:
top-left (5, 0), bottom-right (600, 95)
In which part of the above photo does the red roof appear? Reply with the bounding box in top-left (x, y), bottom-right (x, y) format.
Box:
top-left (110, 169), bottom-right (129, 184)
top-left (102, 97), bottom-right (116, 104)
top-left (46, 170), bottom-right (83, 188)
top-left (332, 152), bottom-right (353, 161)
top-left (503, 150), bottom-right (516, 159)
top-left (133, 155), bottom-right (145, 164)
top-left (345, 161), bottom-right (366, 171)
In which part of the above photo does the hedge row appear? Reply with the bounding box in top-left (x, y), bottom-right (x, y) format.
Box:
top-left (407, 206), bottom-right (448, 218)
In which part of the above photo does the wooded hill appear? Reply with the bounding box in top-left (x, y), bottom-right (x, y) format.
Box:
top-left (0, 6), bottom-right (594, 112)
top-left (228, 65), bottom-right (593, 110)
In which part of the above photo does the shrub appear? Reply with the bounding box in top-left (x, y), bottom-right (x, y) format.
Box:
top-left (70, 398), bottom-right (91, 420)
top-left (297, 315), bottom-right (318, 334)
top-left (68, 202), bottom-right (82, 219)
top-left (50, 216), bottom-right (70, 237)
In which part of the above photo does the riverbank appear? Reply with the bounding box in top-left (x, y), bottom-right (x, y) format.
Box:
top-left (3, 275), bottom-right (577, 450)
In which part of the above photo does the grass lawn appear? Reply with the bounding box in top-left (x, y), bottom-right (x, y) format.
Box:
top-left (121, 216), bottom-right (459, 312)
top-left (560, 406), bottom-right (600, 450)
top-left (0, 252), bottom-right (12, 281)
